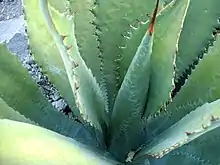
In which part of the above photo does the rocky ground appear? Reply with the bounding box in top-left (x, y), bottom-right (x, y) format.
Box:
top-left (0, 0), bottom-right (69, 112)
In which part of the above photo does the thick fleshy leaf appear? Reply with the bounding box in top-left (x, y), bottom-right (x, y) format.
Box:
top-left (158, 35), bottom-right (220, 133)
top-left (107, 0), bottom-right (158, 160)
top-left (175, 0), bottom-right (220, 80)
top-left (186, 127), bottom-right (220, 164)
top-left (23, 0), bottom-right (78, 115)
top-left (119, 0), bottom-right (173, 85)
top-left (150, 127), bottom-right (220, 165)
top-left (0, 119), bottom-right (118, 165)
top-left (143, 0), bottom-right (190, 117)
top-left (149, 145), bottom-right (210, 165)
top-left (126, 158), bottom-right (150, 165)
top-left (0, 44), bottom-right (100, 147)
top-left (39, 0), bottom-right (109, 133)
top-left (0, 98), bottom-right (33, 124)
top-left (68, 0), bottom-right (103, 83)
top-left (145, 34), bottom-right (220, 142)
top-left (135, 99), bottom-right (220, 159)
top-left (94, 0), bottom-right (168, 111)
top-left (47, 0), bottom-right (66, 12)
top-left (149, 127), bottom-right (220, 165)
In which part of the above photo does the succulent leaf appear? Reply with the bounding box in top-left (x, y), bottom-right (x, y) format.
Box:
top-left (149, 146), bottom-right (210, 165)
top-left (135, 99), bottom-right (220, 160)
top-left (107, 0), bottom-right (157, 157)
top-left (145, 34), bottom-right (220, 144)
top-left (0, 119), bottom-right (118, 165)
top-left (126, 158), bottom-right (150, 165)
top-left (94, 0), bottom-right (167, 111)
top-left (143, 0), bottom-right (190, 117)
top-left (150, 128), bottom-right (220, 165)
top-left (68, 0), bottom-right (103, 84)
top-left (0, 44), bottom-right (99, 147)
top-left (187, 127), bottom-right (220, 164)
top-left (119, 0), bottom-right (173, 85)
top-left (163, 35), bottom-right (220, 132)
top-left (39, 0), bottom-right (109, 133)
top-left (47, 0), bottom-right (67, 12)
top-left (0, 98), bottom-right (33, 124)
top-left (175, 0), bottom-right (220, 80)
top-left (23, 0), bottom-right (79, 115)
top-left (2, 0), bottom-right (220, 164)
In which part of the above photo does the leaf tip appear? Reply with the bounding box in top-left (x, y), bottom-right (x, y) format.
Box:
top-left (148, 0), bottom-right (160, 36)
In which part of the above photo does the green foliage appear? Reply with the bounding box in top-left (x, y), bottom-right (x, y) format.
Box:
top-left (108, 16), bottom-right (154, 156)
top-left (0, 119), bottom-right (117, 165)
top-left (144, 0), bottom-right (189, 117)
top-left (0, 44), bottom-right (101, 148)
top-left (23, 0), bottom-right (79, 116)
top-left (0, 0), bottom-right (220, 164)
top-left (136, 99), bottom-right (220, 159)
top-left (175, 0), bottom-right (220, 80)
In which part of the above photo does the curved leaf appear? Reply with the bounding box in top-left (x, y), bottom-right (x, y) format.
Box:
top-left (0, 98), bottom-right (33, 124)
top-left (23, 0), bottom-right (78, 115)
top-left (127, 158), bottom-right (150, 165)
top-left (39, 0), bottom-right (109, 133)
top-left (47, 0), bottom-right (67, 12)
top-left (119, 0), bottom-right (173, 85)
top-left (94, 0), bottom-right (165, 111)
top-left (149, 146), bottom-right (210, 165)
top-left (0, 44), bottom-right (100, 147)
top-left (175, 0), bottom-right (220, 80)
top-left (145, 17), bottom-right (220, 142)
top-left (135, 99), bottom-right (220, 159)
top-left (144, 0), bottom-right (190, 117)
top-left (107, 0), bottom-right (158, 159)
top-left (160, 35), bottom-right (220, 132)
top-left (0, 119), bottom-right (118, 165)
top-left (148, 128), bottom-right (220, 165)
top-left (187, 127), bottom-right (220, 164)
top-left (68, 0), bottom-right (103, 83)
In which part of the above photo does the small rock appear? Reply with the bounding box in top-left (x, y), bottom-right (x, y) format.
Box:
top-left (22, 63), bottom-right (32, 71)
top-left (0, 0), bottom-right (22, 21)
top-left (24, 58), bottom-right (35, 65)
top-left (52, 99), bottom-right (67, 111)
top-left (37, 78), bottom-right (47, 85)
top-left (50, 92), bottom-right (61, 101)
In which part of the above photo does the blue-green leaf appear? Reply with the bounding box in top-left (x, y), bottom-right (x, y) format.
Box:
top-left (175, 0), bottom-right (220, 80)
top-left (0, 44), bottom-right (99, 147)
top-left (0, 119), bottom-right (118, 165)
top-left (39, 0), bottom-right (109, 133)
top-left (94, 0), bottom-right (167, 111)
top-left (144, 0), bottom-right (190, 117)
top-left (0, 98), bottom-right (33, 124)
top-left (108, 1), bottom-right (159, 159)
top-left (23, 0), bottom-right (78, 115)
top-left (135, 99), bottom-right (220, 160)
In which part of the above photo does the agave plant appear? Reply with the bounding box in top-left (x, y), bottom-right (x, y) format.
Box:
top-left (1, 0), bottom-right (220, 164)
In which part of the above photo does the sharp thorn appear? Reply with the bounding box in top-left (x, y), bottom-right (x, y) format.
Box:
top-left (73, 62), bottom-right (79, 68)
top-left (185, 131), bottom-right (194, 136)
top-left (74, 82), bottom-right (79, 90)
top-left (61, 35), bottom-right (68, 41)
top-left (202, 124), bottom-right (208, 129)
top-left (146, 13), bottom-right (152, 18)
top-left (210, 115), bottom-right (219, 122)
top-left (148, 0), bottom-right (160, 35)
top-left (66, 45), bottom-right (73, 51)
